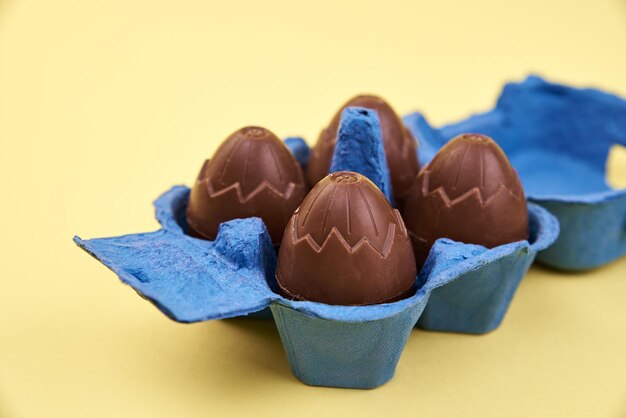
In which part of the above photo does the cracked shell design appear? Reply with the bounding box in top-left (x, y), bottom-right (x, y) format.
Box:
top-left (276, 171), bottom-right (417, 306)
top-left (402, 133), bottom-right (529, 267)
top-left (186, 126), bottom-right (308, 245)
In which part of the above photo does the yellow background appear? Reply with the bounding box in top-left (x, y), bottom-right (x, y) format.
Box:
top-left (1, 0), bottom-right (626, 416)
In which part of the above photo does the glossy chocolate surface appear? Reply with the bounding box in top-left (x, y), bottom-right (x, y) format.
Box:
top-left (276, 171), bottom-right (417, 306)
top-left (307, 95), bottom-right (420, 199)
top-left (186, 126), bottom-right (307, 245)
top-left (402, 134), bottom-right (529, 267)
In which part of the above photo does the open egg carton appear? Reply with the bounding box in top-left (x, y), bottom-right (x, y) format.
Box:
top-left (75, 76), bottom-right (626, 389)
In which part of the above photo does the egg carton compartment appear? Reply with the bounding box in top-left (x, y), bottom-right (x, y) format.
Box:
top-left (416, 202), bottom-right (558, 334)
top-left (405, 75), bottom-right (626, 270)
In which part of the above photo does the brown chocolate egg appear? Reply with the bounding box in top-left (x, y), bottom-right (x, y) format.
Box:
top-left (307, 95), bottom-right (420, 200)
top-left (402, 133), bottom-right (529, 268)
top-left (276, 171), bottom-right (417, 306)
top-left (186, 126), bottom-right (307, 245)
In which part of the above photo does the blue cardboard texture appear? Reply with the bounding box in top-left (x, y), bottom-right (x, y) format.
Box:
top-left (404, 75), bottom-right (626, 270)
top-left (329, 106), bottom-right (394, 203)
top-left (74, 187), bottom-right (277, 322)
top-left (417, 203), bottom-right (559, 334)
top-left (283, 137), bottom-right (310, 169)
top-left (271, 301), bottom-right (424, 389)
top-left (535, 197), bottom-right (626, 270)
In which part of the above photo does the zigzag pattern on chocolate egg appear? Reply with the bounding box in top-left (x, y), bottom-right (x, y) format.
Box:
top-left (187, 126), bottom-right (307, 245)
top-left (201, 126), bottom-right (306, 202)
top-left (275, 171), bottom-right (417, 306)
top-left (288, 211), bottom-right (407, 258)
top-left (421, 171), bottom-right (525, 208)
top-left (289, 172), bottom-right (409, 256)
top-left (200, 178), bottom-right (301, 203)
top-left (401, 133), bottom-right (529, 267)
top-left (419, 133), bottom-right (525, 207)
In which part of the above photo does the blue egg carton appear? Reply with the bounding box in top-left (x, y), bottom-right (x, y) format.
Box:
top-left (405, 75), bottom-right (626, 271)
top-left (75, 103), bottom-right (559, 389)
top-left (416, 203), bottom-right (557, 334)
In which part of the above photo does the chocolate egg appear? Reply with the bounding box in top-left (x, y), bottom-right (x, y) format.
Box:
top-left (186, 126), bottom-right (307, 245)
top-left (307, 95), bottom-right (420, 200)
top-left (276, 171), bottom-right (417, 306)
top-left (402, 133), bottom-right (529, 267)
